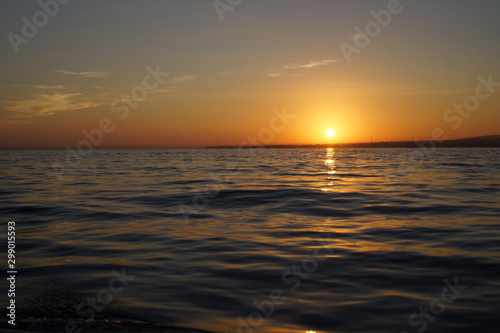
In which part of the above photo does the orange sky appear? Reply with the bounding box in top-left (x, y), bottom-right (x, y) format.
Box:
top-left (1, 1), bottom-right (499, 148)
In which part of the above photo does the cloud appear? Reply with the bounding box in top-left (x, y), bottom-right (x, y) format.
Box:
top-left (2, 84), bottom-right (31, 88)
top-left (173, 75), bottom-right (199, 82)
top-left (1, 119), bottom-right (35, 126)
top-left (215, 68), bottom-right (257, 77)
top-left (35, 85), bottom-right (66, 90)
top-left (268, 72), bottom-right (288, 78)
top-left (57, 70), bottom-right (110, 78)
top-left (217, 70), bottom-right (232, 76)
top-left (150, 75), bottom-right (199, 94)
top-left (0, 118), bottom-right (35, 131)
top-left (150, 88), bottom-right (178, 94)
top-left (285, 59), bottom-right (338, 70)
top-left (269, 59), bottom-right (338, 77)
top-left (4, 92), bottom-right (98, 117)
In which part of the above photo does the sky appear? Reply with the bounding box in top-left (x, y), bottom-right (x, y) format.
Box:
top-left (1, 0), bottom-right (499, 148)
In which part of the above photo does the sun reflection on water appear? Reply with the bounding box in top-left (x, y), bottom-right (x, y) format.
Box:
top-left (321, 148), bottom-right (336, 192)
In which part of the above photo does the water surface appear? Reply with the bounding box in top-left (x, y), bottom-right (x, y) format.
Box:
top-left (1, 148), bottom-right (499, 333)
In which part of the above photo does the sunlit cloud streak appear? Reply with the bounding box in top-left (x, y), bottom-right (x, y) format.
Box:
top-left (268, 59), bottom-right (338, 77)
top-left (4, 92), bottom-right (98, 117)
top-left (56, 70), bottom-right (110, 78)
top-left (150, 74), bottom-right (199, 94)
top-left (35, 85), bottom-right (66, 90)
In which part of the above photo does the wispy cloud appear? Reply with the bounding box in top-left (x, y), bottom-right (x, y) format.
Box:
top-left (173, 75), bottom-right (199, 82)
top-left (285, 59), bottom-right (338, 70)
top-left (325, 82), bottom-right (470, 97)
top-left (4, 92), bottom-right (98, 117)
top-left (2, 84), bottom-right (31, 88)
top-left (35, 85), bottom-right (66, 90)
top-left (150, 88), bottom-right (179, 94)
top-left (0, 118), bottom-right (36, 131)
top-left (151, 74), bottom-right (199, 94)
top-left (57, 70), bottom-right (110, 78)
top-left (214, 68), bottom-right (258, 77)
top-left (268, 59), bottom-right (338, 77)
top-left (217, 69), bottom-right (232, 76)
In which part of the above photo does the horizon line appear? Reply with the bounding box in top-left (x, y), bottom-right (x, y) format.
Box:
top-left (1, 134), bottom-right (499, 150)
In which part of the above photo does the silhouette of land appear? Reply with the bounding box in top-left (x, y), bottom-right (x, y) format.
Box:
top-left (206, 135), bottom-right (500, 149)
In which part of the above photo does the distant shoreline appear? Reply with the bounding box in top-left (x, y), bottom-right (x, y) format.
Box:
top-left (205, 135), bottom-right (500, 149)
top-left (1, 136), bottom-right (499, 150)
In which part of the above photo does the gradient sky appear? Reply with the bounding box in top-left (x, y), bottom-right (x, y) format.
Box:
top-left (1, 0), bottom-right (499, 148)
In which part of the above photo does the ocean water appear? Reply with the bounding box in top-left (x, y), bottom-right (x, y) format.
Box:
top-left (1, 148), bottom-right (499, 333)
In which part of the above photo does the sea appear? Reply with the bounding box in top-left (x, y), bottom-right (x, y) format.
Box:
top-left (0, 148), bottom-right (499, 333)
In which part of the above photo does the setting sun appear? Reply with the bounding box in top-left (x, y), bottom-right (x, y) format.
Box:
top-left (326, 129), bottom-right (335, 137)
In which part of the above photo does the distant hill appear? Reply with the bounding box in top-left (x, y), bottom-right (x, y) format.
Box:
top-left (451, 135), bottom-right (500, 141)
top-left (442, 135), bottom-right (500, 147)
top-left (206, 135), bottom-right (500, 149)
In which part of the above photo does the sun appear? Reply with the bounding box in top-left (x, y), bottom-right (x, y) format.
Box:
top-left (326, 129), bottom-right (335, 137)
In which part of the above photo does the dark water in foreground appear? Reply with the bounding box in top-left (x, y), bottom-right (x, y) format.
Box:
top-left (1, 148), bottom-right (499, 333)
